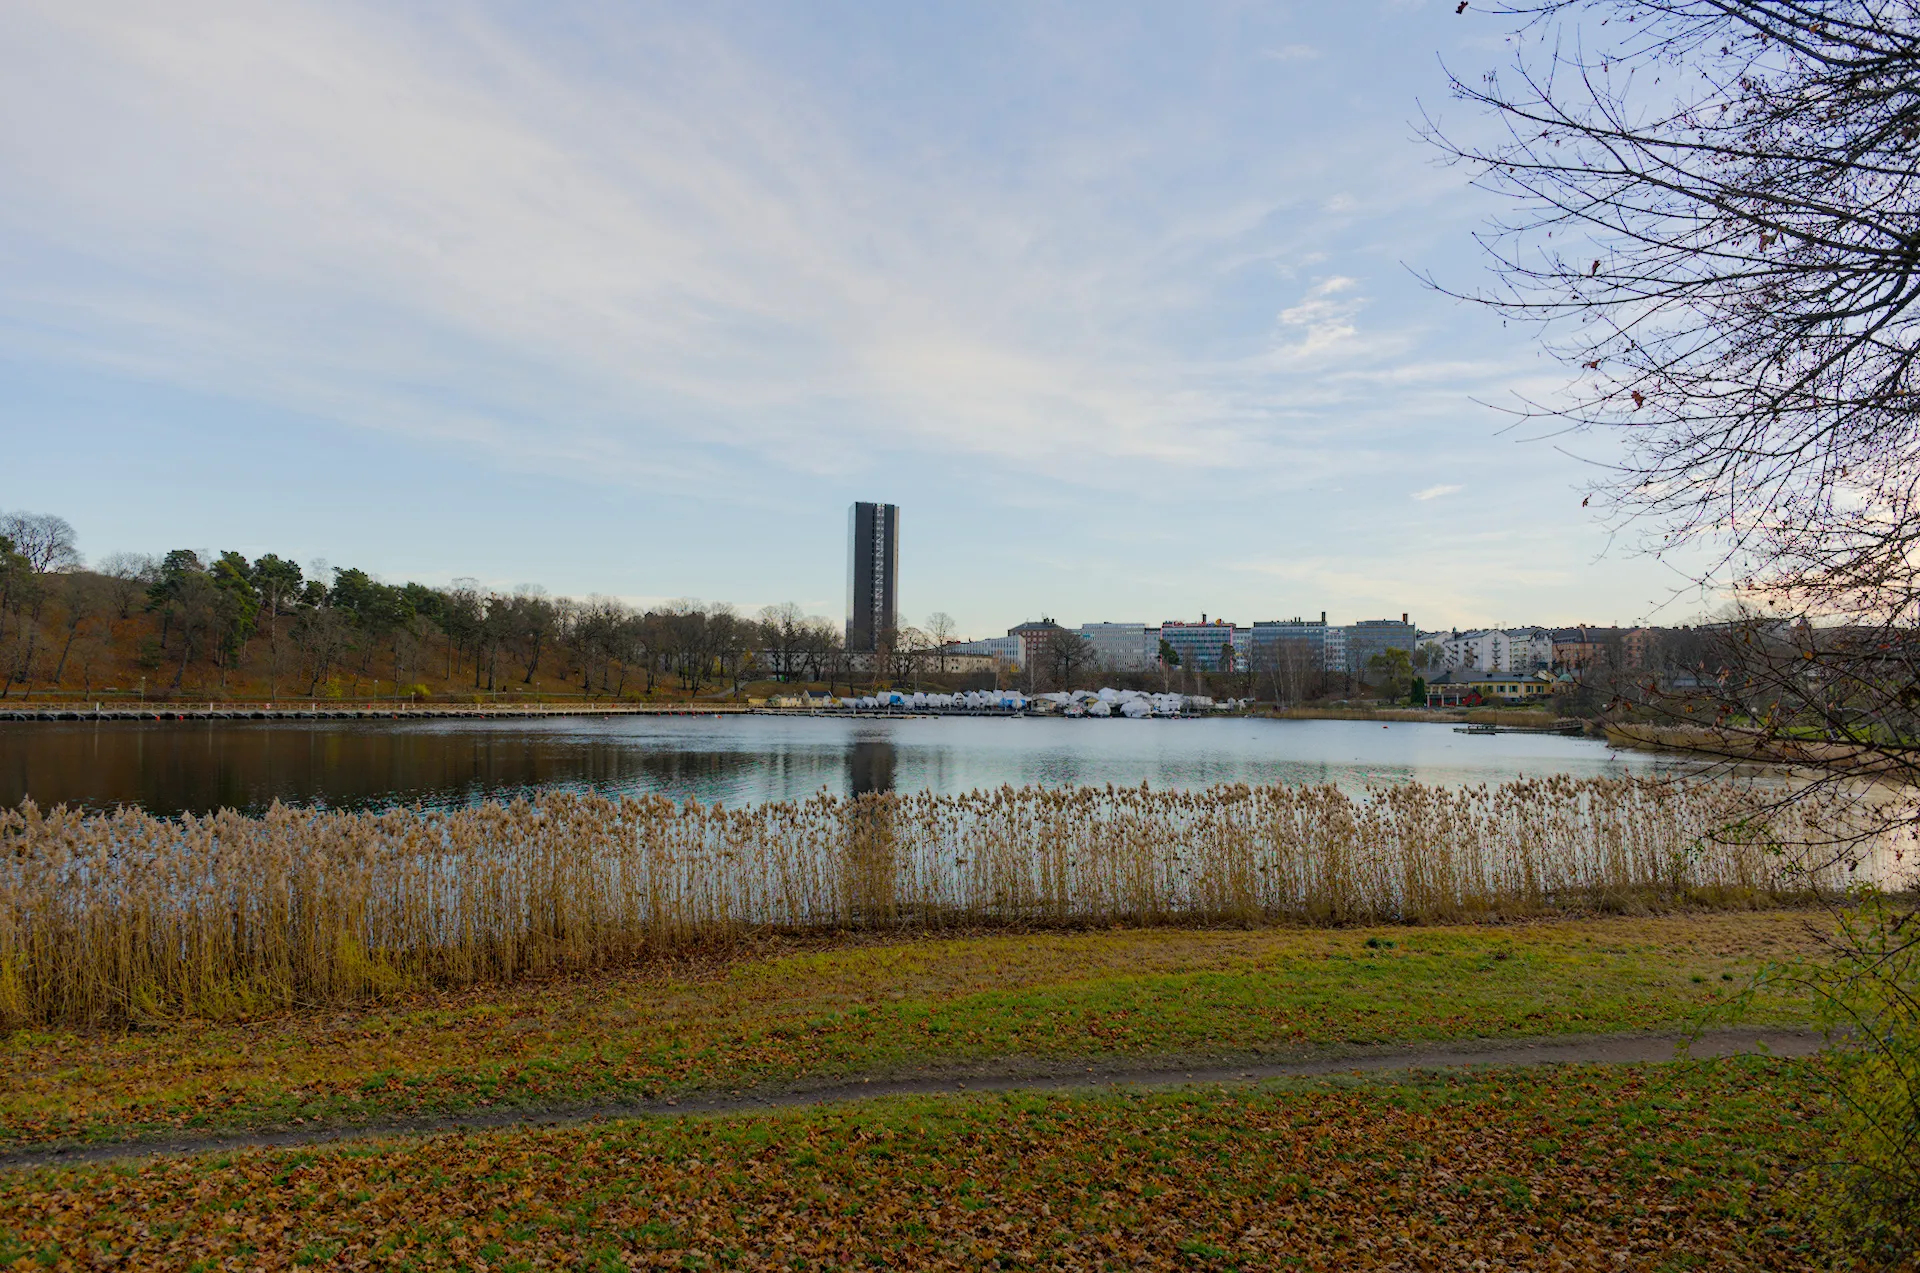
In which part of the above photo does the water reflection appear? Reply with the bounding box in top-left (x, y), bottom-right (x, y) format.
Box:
top-left (849, 739), bottom-right (897, 796)
top-left (0, 715), bottom-right (1690, 817)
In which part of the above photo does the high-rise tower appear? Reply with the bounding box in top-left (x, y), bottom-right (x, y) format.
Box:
top-left (846, 502), bottom-right (899, 655)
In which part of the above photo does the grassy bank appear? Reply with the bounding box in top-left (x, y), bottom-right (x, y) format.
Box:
top-left (1, 778), bottom-right (1846, 1027)
top-left (0, 1058), bottom-right (1842, 1270)
top-left (1605, 722), bottom-right (1910, 779)
top-left (0, 913), bottom-right (1821, 1149)
top-left (1273, 705), bottom-right (1567, 728)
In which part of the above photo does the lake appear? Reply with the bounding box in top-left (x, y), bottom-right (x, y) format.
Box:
top-left (0, 715), bottom-right (1691, 816)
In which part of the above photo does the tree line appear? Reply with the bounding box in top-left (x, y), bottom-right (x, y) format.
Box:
top-left (0, 512), bottom-right (952, 699)
top-left (0, 513), bottom-right (1337, 701)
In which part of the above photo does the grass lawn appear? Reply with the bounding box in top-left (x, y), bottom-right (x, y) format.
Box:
top-left (0, 911), bottom-right (1823, 1149)
top-left (0, 1057), bottom-right (1844, 1271)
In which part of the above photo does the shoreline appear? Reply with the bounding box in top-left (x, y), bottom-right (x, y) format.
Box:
top-left (1269, 704), bottom-right (1579, 730)
top-left (1, 699), bottom-right (1592, 730)
top-left (1605, 720), bottom-right (1917, 778)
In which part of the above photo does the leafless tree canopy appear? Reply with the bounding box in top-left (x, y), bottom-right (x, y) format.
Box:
top-left (1427, 0), bottom-right (1920, 763)
top-left (1430, 8), bottom-right (1920, 1248)
top-left (0, 512), bottom-right (82, 575)
top-left (1426, 1), bottom-right (1920, 611)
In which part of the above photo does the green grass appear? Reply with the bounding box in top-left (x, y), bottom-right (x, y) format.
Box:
top-left (0, 1058), bottom-right (1842, 1270)
top-left (0, 911), bottom-right (1821, 1149)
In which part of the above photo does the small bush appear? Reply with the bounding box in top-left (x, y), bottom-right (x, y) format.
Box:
top-left (1795, 890), bottom-right (1919, 1265)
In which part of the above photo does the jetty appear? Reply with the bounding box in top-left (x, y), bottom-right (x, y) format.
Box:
top-left (1454, 721), bottom-right (1587, 737)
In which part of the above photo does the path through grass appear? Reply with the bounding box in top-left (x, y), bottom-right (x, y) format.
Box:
top-left (0, 912), bottom-right (1821, 1149)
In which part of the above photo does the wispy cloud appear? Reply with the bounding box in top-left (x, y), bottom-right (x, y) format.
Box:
top-left (0, 2), bottom-right (1507, 495)
top-left (1412, 483), bottom-right (1464, 501)
top-left (0, 0), bottom-right (1687, 630)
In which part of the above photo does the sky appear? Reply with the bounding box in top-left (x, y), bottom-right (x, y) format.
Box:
top-left (0, 0), bottom-right (1724, 639)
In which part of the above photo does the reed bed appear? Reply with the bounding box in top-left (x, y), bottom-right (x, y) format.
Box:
top-left (0, 776), bottom-right (1848, 1027)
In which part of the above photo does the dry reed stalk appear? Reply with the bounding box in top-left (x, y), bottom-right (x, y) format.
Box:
top-left (0, 777), bottom-right (1852, 1027)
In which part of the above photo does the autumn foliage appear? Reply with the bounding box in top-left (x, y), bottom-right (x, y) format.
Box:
top-left (0, 1061), bottom-right (1844, 1270)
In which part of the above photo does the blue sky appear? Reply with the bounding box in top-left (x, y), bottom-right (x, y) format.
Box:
top-left (0, 0), bottom-right (1719, 638)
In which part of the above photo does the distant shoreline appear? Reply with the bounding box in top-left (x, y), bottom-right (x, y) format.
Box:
top-left (1268, 704), bottom-right (1577, 730)
top-left (0, 699), bottom-right (1596, 733)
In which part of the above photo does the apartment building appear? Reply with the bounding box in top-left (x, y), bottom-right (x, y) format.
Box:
top-left (1249, 615), bottom-right (1329, 666)
top-left (1343, 616), bottom-right (1418, 678)
top-left (1077, 623), bottom-right (1155, 671)
top-left (941, 636), bottom-right (1024, 669)
top-left (1158, 617), bottom-right (1239, 672)
top-left (1008, 619), bottom-right (1071, 670)
top-left (1428, 626), bottom-right (1550, 673)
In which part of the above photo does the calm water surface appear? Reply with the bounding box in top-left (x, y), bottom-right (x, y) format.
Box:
top-left (0, 715), bottom-right (1692, 816)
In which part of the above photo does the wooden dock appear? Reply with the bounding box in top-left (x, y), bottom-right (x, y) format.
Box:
top-left (1454, 721), bottom-right (1588, 737)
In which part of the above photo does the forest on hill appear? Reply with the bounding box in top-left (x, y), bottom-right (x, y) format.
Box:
top-left (0, 510), bottom-right (902, 701)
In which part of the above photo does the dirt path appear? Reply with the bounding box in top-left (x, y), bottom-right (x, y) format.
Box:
top-left (0, 1027), bottom-right (1824, 1172)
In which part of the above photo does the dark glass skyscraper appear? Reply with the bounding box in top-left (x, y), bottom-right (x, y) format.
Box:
top-left (846, 502), bottom-right (899, 654)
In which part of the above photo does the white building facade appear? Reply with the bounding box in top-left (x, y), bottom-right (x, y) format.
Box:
top-left (1322, 626), bottom-right (1347, 674)
top-left (944, 635), bottom-right (1024, 668)
top-left (1426, 627), bottom-right (1554, 674)
top-left (1507, 627), bottom-right (1555, 672)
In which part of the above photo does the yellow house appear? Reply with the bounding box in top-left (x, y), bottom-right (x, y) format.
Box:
top-left (1425, 668), bottom-right (1560, 706)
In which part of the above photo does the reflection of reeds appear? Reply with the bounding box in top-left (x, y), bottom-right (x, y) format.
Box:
top-left (0, 778), bottom-right (1843, 1026)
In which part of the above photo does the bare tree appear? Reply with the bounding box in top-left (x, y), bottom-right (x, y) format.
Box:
top-left (638, 608), bottom-right (671, 694)
top-left (1041, 629), bottom-right (1094, 691)
top-left (819, 623), bottom-right (852, 694)
top-left (759, 602), bottom-right (807, 680)
top-left (1253, 639), bottom-right (1328, 707)
top-left (925, 612), bottom-right (957, 674)
top-left (889, 625), bottom-right (934, 688)
top-left (439, 579), bottom-right (484, 682)
top-left (96, 552), bottom-right (157, 620)
top-left (710, 605), bottom-right (754, 694)
top-left (508, 585), bottom-right (557, 685)
top-left (0, 511), bottom-right (81, 574)
top-left (48, 574), bottom-right (106, 687)
top-left (1429, 3), bottom-right (1920, 1255)
top-left (67, 630), bottom-right (109, 695)
top-left (291, 605), bottom-right (353, 697)
top-left (1425, 2), bottom-right (1920, 609)
top-left (799, 617), bottom-right (840, 688)
top-left (569, 596), bottom-right (624, 695)
top-left (661, 601), bottom-right (716, 693)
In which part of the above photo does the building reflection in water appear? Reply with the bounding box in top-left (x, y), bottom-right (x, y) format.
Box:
top-left (848, 739), bottom-right (897, 796)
